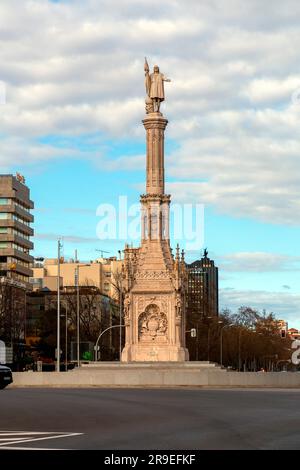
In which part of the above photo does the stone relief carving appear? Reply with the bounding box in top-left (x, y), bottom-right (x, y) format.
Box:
top-left (175, 293), bottom-right (182, 318)
top-left (138, 304), bottom-right (168, 342)
top-left (124, 294), bottom-right (131, 325)
top-left (136, 270), bottom-right (169, 280)
top-left (144, 122), bottom-right (167, 130)
top-left (137, 296), bottom-right (145, 311)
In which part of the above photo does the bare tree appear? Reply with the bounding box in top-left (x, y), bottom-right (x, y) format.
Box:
top-left (0, 280), bottom-right (26, 345)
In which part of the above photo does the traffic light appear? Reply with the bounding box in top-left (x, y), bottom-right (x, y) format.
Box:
top-left (191, 328), bottom-right (197, 338)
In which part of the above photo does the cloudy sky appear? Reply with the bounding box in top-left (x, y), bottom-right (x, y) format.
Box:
top-left (1, 0), bottom-right (300, 327)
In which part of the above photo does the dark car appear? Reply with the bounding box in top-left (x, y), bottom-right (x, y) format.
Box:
top-left (0, 365), bottom-right (13, 389)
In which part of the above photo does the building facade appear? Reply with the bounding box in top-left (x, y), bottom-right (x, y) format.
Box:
top-left (185, 251), bottom-right (218, 361)
top-left (31, 256), bottom-right (123, 299)
top-left (186, 250), bottom-right (219, 320)
top-left (0, 174), bottom-right (34, 364)
top-left (288, 328), bottom-right (300, 340)
top-left (0, 174), bottom-right (34, 287)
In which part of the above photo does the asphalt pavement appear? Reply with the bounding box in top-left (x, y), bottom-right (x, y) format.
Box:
top-left (0, 388), bottom-right (300, 450)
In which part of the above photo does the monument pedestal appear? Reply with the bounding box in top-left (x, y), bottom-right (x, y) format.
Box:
top-left (121, 111), bottom-right (189, 363)
top-left (122, 345), bottom-right (189, 363)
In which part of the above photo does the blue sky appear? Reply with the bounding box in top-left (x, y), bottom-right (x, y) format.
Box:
top-left (0, 0), bottom-right (300, 328)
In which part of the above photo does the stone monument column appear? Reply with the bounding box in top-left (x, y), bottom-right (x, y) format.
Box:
top-left (121, 60), bottom-right (189, 362)
top-left (144, 114), bottom-right (166, 195)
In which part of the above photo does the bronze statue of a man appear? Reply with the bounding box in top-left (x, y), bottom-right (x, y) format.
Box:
top-left (144, 58), bottom-right (171, 113)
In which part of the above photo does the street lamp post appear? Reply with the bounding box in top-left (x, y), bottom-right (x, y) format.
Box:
top-left (75, 266), bottom-right (80, 368)
top-left (60, 300), bottom-right (68, 372)
top-left (119, 287), bottom-right (123, 361)
top-left (75, 262), bottom-right (90, 368)
top-left (56, 239), bottom-right (62, 372)
top-left (65, 302), bottom-right (68, 371)
top-left (118, 250), bottom-right (123, 361)
top-left (94, 324), bottom-right (125, 361)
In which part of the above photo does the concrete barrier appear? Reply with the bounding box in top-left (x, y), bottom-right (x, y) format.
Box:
top-left (10, 362), bottom-right (300, 388)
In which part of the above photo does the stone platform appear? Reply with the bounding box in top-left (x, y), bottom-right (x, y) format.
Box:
top-left (11, 362), bottom-right (300, 388)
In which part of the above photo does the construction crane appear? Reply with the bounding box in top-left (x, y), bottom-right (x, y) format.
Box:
top-left (95, 249), bottom-right (110, 258)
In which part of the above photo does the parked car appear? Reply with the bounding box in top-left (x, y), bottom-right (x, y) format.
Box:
top-left (0, 365), bottom-right (13, 389)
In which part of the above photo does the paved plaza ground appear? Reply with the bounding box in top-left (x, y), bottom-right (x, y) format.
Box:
top-left (0, 388), bottom-right (299, 450)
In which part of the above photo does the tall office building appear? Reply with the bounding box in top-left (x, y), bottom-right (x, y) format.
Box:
top-left (0, 174), bottom-right (34, 359)
top-left (186, 250), bottom-right (218, 320)
top-left (0, 174), bottom-right (34, 287)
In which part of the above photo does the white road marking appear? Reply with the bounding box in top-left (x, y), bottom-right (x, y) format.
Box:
top-left (0, 431), bottom-right (67, 436)
top-left (0, 446), bottom-right (68, 451)
top-left (0, 431), bottom-right (83, 449)
top-left (0, 438), bottom-right (34, 441)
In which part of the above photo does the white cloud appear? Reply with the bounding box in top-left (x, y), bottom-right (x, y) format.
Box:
top-left (218, 252), bottom-right (300, 272)
top-left (244, 77), bottom-right (300, 105)
top-left (0, 0), bottom-right (300, 224)
top-left (35, 233), bottom-right (99, 243)
top-left (220, 288), bottom-right (300, 328)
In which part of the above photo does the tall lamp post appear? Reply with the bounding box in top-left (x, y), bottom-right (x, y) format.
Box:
top-left (75, 262), bottom-right (90, 368)
top-left (60, 300), bottom-right (68, 372)
top-left (94, 324), bottom-right (125, 361)
top-left (56, 239), bottom-right (63, 372)
top-left (118, 250), bottom-right (123, 361)
top-left (75, 265), bottom-right (80, 368)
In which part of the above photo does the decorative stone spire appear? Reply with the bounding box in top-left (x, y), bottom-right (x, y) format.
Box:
top-left (176, 243), bottom-right (180, 262)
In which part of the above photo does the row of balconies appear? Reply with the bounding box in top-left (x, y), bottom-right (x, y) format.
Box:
top-left (0, 187), bottom-right (34, 209)
top-left (0, 202), bottom-right (34, 223)
top-left (0, 219), bottom-right (34, 236)
top-left (0, 248), bottom-right (33, 263)
top-left (0, 233), bottom-right (34, 250)
top-left (0, 261), bottom-right (33, 277)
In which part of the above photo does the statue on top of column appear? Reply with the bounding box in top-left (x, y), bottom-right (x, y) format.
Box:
top-left (144, 57), bottom-right (171, 114)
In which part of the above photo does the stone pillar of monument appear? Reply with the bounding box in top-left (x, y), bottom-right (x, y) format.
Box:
top-left (121, 108), bottom-right (189, 362)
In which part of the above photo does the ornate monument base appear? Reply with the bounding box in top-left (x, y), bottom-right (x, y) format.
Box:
top-left (122, 345), bottom-right (188, 362)
top-left (121, 107), bottom-right (189, 362)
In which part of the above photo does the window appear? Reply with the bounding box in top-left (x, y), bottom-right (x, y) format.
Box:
top-left (0, 198), bottom-right (9, 205)
top-left (0, 242), bottom-right (8, 248)
top-left (13, 214), bottom-right (29, 225)
top-left (0, 227), bottom-right (8, 233)
top-left (0, 213), bottom-right (9, 219)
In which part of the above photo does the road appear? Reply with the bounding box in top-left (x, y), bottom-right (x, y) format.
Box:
top-left (0, 388), bottom-right (300, 449)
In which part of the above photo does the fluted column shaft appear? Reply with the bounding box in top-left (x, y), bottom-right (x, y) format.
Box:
top-left (143, 114), bottom-right (168, 195)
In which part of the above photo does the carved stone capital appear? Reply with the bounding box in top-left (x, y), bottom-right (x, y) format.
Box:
top-left (142, 116), bottom-right (168, 131)
top-left (140, 194), bottom-right (171, 203)
top-left (136, 270), bottom-right (170, 280)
